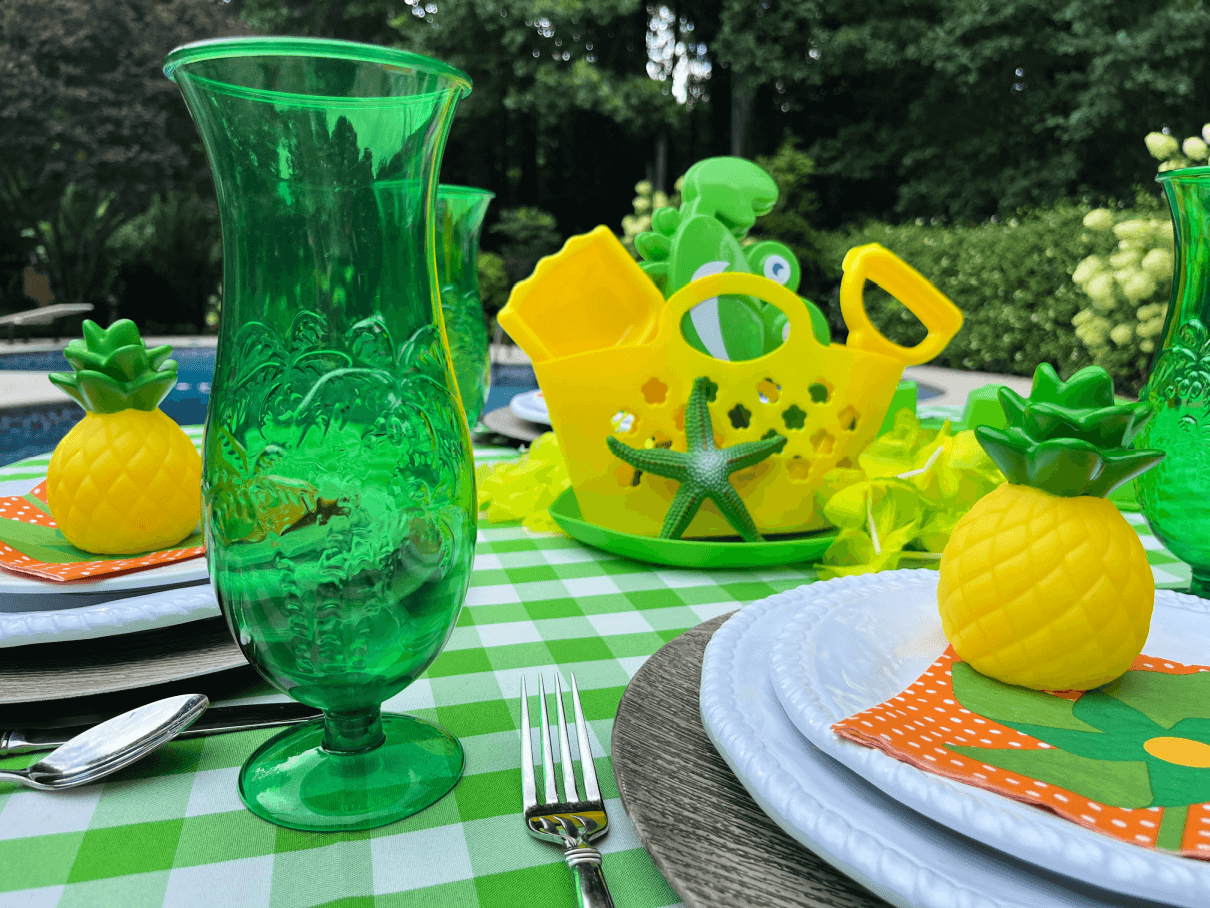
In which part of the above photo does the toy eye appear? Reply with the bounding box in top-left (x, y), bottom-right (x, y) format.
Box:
top-left (763, 255), bottom-right (791, 284)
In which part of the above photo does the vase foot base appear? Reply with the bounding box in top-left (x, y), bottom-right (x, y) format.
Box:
top-left (238, 713), bottom-right (464, 832)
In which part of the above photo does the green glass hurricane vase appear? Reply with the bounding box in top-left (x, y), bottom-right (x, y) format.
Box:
top-left (1137, 166), bottom-right (1210, 598)
top-left (436, 185), bottom-right (494, 428)
top-left (166, 38), bottom-right (475, 831)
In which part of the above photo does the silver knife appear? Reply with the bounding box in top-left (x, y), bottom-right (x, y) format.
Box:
top-left (0, 702), bottom-right (322, 755)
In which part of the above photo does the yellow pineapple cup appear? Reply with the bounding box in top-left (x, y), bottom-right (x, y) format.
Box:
top-left (938, 364), bottom-right (1164, 691)
top-left (46, 320), bottom-right (201, 555)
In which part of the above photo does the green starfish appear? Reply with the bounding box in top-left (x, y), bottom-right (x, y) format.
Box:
top-left (607, 376), bottom-right (787, 541)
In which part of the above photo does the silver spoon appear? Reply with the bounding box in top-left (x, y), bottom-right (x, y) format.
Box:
top-left (0, 693), bottom-right (208, 790)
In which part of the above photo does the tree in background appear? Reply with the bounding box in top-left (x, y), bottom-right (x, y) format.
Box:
top-left (710, 0), bottom-right (1210, 224)
top-left (0, 0), bottom-right (246, 315)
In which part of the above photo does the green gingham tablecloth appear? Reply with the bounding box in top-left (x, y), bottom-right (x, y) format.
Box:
top-left (0, 412), bottom-right (1194, 908)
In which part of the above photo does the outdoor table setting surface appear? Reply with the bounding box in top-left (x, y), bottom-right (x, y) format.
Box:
top-left (0, 414), bottom-right (1194, 908)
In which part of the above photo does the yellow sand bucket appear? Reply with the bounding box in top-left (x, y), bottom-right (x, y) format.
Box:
top-left (499, 233), bottom-right (963, 538)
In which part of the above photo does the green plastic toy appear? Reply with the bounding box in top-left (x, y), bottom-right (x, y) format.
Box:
top-left (633, 157), bottom-right (830, 360)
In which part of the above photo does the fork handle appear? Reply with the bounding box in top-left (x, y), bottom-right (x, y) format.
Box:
top-left (564, 845), bottom-right (615, 908)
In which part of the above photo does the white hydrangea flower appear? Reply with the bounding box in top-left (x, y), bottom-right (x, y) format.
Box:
top-left (1110, 323), bottom-right (1136, 346)
top-left (1185, 137), bottom-right (1210, 161)
top-left (1072, 255), bottom-right (1106, 285)
top-left (1121, 271), bottom-right (1157, 301)
top-left (1203, 123), bottom-right (1210, 144)
top-left (634, 180), bottom-right (653, 195)
top-left (1146, 132), bottom-right (1180, 160)
top-left (1141, 339), bottom-right (1156, 353)
top-left (1113, 219), bottom-right (1154, 243)
top-left (1110, 249), bottom-right (1143, 270)
top-left (1082, 209), bottom-right (1115, 231)
top-left (1138, 316), bottom-right (1167, 338)
top-left (1072, 308), bottom-right (1094, 327)
top-left (1086, 272), bottom-right (1116, 307)
top-left (1141, 247), bottom-right (1174, 279)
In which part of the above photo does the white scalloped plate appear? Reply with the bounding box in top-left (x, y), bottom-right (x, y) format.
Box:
top-left (769, 570), bottom-right (1210, 908)
top-left (700, 590), bottom-right (1175, 908)
top-left (0, 582), bottom-right (221, 647)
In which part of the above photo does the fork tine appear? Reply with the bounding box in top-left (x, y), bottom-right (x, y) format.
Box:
top-left (537, 675), bottom-right (558, 804)
top-left (519, 676), bottom-right (536, 809)
top-left (570, 673), bottom-right (601, 802)
top-left (553, 674), bottom-right (581, 803)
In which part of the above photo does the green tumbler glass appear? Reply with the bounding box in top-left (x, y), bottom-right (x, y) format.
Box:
top-left (166, 38), bottom-right (475, 831)
top-left (1137, 166), bottom-right (1210, 598)
top-left (436, 185), bottom-right (494, 428)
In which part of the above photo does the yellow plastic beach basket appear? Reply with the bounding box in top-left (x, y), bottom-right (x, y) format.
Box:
top-left (499, 231), bottom-right (963, 538)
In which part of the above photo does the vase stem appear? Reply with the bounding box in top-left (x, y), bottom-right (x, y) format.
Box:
top-left (323, 707), bottom-right (386, 754)
top-left (1189, 570), bottom-right (1210, 601)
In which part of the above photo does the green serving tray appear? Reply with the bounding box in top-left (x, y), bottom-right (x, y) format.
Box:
top-left (548, 487), bottom-right (838, 569)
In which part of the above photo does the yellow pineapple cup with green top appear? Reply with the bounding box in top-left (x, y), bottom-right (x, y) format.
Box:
top-left (46, 320), bottom-right (201, 555)
top-left (938, 364), bottom-right (1165, 691)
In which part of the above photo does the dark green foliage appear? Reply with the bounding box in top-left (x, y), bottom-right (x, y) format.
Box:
top-left (491, 207), bottom-right (563, 285)
top-left (0, 0), bottom-right (246, 316)
top-left (751, 137), bottom-right (831, 306)
top-left (712, 0), bottom-right (1210, 225)
top-left (108, 192), bottom-right (223, 334)
top-left (477, 252), bottom-right (511, 320)
top-left (491, 208), bottom-right (563, 261)
top-left (398, 0), bottom-right (685, 239)
top-left (815, 201), bottom-right (1109, 387)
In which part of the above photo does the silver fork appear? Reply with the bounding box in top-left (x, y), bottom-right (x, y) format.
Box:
top-left (520, 673), bottom-right (615, 908)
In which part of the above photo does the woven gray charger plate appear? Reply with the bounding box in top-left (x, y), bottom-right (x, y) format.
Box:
top-left (611, 612), bottom-right (888, 908)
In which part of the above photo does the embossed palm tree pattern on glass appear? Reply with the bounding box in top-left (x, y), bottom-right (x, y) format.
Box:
top-left (167, 38), bottom-right (473, 831)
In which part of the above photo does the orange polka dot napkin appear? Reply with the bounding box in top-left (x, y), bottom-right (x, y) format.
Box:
top-left (833, 647), bottom-right (1210, 858)
top-left (0, 482), bottom-right (204, 583)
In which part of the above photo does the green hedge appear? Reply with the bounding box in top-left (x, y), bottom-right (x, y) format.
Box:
top-left (812, 200), bottom-right (1119, 389)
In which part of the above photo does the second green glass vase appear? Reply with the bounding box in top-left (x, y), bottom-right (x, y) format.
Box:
top-left (1137, 165), bottom-right (1210, 598)
top-left (167, 37), bottom-right (475, 831)
top-left (436, 185), bottom-right (495, 427)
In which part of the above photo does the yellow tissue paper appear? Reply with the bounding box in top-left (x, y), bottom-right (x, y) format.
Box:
top-left (477, 432), bottom-right (571, 534)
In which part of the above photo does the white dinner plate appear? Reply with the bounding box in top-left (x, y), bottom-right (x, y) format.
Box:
top-left (508, 388), bottom-right (549, 425)
top-left (769, 570), bottom-right (1210, 908)
top-left (0, 478), bottom-right (209, 598)
top-left (701, 587), bottom-right (1179, 908)
top-left (0, 582), bottom-right (221, 647)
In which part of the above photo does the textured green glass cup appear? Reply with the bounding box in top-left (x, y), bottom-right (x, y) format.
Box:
top-left (1138, 166), bottom-right (1210, 598)
top-left (166, 38), bottom-right (475, 831)
top-left (436, 185), bottom-right (494, 427)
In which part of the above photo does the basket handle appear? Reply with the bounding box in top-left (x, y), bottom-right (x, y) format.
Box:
top-left (660, 272), bottom-right (822, 363)
top-left (839, 244), bottom-right (963, 366)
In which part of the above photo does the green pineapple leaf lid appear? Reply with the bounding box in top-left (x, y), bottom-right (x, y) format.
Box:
top-left (49, 319), bottom-right (178, 413)
top-left (976, 363), bottom-right (1164, 498)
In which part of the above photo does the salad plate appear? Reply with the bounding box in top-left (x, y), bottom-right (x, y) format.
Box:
top-left (768, 570), bottom-right (1210, 908)
top-left (700, 586), bottom-right (1170, 908)
top-left (508, 388), bottom-right (550, 425)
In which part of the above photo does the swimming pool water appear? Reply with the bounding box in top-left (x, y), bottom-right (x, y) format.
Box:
top-left (0, 349), bottom-right (540, 466)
